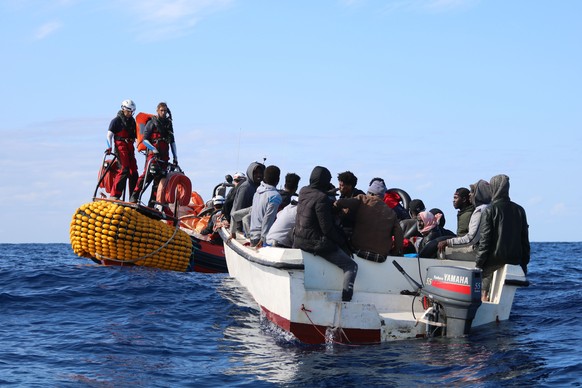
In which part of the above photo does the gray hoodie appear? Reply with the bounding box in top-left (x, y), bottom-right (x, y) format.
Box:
top-left (447, 179), bottom-right (492, 247)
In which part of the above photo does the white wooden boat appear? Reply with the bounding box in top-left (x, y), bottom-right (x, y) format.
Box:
top-left (218, 228), bottom-right (529, 345)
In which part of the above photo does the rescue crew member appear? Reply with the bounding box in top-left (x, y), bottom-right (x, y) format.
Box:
top-left (106, 99), bottom-right (138, 200)
top-left (130, 102), bottom-right (178, 205)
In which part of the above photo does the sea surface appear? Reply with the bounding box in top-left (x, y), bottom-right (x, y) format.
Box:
top-left (0, 242), bottom-right (580, 387)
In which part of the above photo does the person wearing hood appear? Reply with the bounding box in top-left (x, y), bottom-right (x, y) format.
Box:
top-left (230, 162), bottom-right (265, 237)
top-left (415, 211), bottom-right (444, 258)
top-left (293, 166), bottom-right (358, 302)
top-left (249, 165), bottom-right (282, 247)
top-left (476, 174), bottom-right (530, 301)
top-left (334, 179), bottom-right (404, 262)
top-left (438, 179), bottom-right (492, 254)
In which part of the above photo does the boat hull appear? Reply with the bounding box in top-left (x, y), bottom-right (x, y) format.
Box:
top-left (219, 228), bottom-right (528, 345)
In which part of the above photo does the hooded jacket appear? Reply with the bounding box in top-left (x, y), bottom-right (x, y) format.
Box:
top-left (293, 166), bottom-right (345, 255)
top-left (447, 179), bottom-right (492, 248)
top-left (476, 175), bottom-right (530, 273)
top-left (232, 162), bottom-right (265, 213)
top-left (249, 181), bottom-right (282, 242)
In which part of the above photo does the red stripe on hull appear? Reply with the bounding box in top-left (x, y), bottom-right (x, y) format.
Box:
top-left (261, 306), bottom-right (381, 345)
top-left (431, 280), bottom-right (471, 295)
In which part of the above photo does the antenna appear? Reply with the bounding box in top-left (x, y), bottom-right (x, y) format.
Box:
top-left (237, 128), bottom-right (241, 169)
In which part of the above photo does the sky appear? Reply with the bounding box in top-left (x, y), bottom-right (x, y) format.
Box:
top-left (1, 0), bottom-right (580, 243)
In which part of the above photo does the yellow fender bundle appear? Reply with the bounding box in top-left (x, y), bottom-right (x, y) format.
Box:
top-left (70, 200), bottom-right (192, 272)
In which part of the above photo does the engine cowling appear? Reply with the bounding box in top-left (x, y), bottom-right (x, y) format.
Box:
top-left (421, 266), bottom-right (482, 337)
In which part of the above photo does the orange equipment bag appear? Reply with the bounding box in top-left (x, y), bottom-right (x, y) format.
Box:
top-left (135, 112), bottom-right (154, 153)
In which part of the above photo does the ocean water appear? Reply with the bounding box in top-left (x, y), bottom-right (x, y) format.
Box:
top-left (0, 242), bottom-right (580, 387)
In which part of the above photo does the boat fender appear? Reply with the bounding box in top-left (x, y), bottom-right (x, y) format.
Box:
top-left (156, 171), bottom-right (192, 206)
top-left (386, 188), bottom-right (411, 210)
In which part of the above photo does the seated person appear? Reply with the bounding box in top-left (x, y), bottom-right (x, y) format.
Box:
top-left (266, 195), bottom-right (298, 248)
top-left (369, 177), bottom-right (409, 221)
top-left (438, 179), bottom-right (492, 256)
top-left (200, 195), bottom-right (225, 243)
top-left (335, 180), bottom-right (404, 262)
top-left (278, 172), bottom-right (301, 210)
top-left (249, 165), bottom-right (282, 247)
top-left (429, 208), bottom-right (456, 237)
top-left (416, 211), bottom-right (444, 258)
top-left (453, 187), bottom-right (474, 236)
top-left (401, 199), bottom-right (426, 240)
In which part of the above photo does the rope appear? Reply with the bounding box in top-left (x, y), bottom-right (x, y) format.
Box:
top-left (300, 304), bottom-right (360, 346)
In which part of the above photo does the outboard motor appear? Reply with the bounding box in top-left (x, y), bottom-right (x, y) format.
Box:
top-left (421, 266), bottom-right (482, 337)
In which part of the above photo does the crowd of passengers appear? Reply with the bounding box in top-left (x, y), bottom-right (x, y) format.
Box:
top-left (203, 162), bottom-right (529, 302)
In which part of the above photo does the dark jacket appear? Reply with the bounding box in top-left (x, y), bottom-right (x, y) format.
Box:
top-left (401, 218), bottom-right (421, 240)
top-left (232, 162), bottom-right (265, 213)
top-left (222, 184), bottom-right (239, 220)
top-left (418, 227), bottom-right (444, 258)
top-left (476, 175), bottom-right (530, 273)
top-left (335, 194), bottom-right (404, 256)
top-left (293, 166), bottom-right (345, 255)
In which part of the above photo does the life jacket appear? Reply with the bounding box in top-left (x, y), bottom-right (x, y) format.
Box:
top-left (113, 112), bottom-right (137, 142)
top-left (136, 113), bottom-right (175, 153)
top-left (149, 116), bottom-right (175, 145)
top-left (135, 112), bottom-right (154, 153)
top-left (189, 191), bottom-right (205, 215)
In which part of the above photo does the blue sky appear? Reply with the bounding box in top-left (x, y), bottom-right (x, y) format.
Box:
top-left (1, 0), bottom-right (580, 243)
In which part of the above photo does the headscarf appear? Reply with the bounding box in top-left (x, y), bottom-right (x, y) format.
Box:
top-left (417, 211), bottom-right (441, 235)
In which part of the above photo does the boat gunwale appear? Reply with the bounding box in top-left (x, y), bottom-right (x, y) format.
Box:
top-left (218, 228), bottom-right (305, 270)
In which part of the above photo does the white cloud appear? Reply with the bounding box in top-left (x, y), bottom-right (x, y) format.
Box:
top-left (123, 0), bottom-right (233, 41)
top-left (33, 21), bottom-right (62, 40)
top-left (550, 202), bottom-right (566, 216)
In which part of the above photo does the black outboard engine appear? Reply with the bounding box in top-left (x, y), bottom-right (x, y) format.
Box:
top-left (421, 266), bottom-right (482, 337)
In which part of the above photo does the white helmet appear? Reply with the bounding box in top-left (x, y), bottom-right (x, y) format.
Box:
top-left (121, 99), bottom-right (136, 112)
top-left (212, 195), bottom-right (225, 205)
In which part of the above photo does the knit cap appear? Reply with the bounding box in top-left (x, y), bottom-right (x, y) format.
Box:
top-left (367, 180), bottom-right (387, 196)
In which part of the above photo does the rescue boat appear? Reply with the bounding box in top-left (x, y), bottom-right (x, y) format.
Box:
top-left (69, 148), bottom-right (228, 273)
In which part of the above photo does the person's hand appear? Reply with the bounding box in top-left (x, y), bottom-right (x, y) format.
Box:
top-left (437, 240), bottom-right (448, 252)
top-left (105, 147), bottom-right (112, 154)
top-left (173, 158), bottom-right (178, 165)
